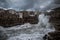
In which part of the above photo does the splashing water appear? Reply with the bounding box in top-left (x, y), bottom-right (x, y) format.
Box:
top-left (0, 13), bottom-right (55, 40)
top-left (0, 0), bottom-right (57, 40)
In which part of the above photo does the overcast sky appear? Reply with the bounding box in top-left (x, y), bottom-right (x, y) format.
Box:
top-left (0, 0), bottom-right (60, 11)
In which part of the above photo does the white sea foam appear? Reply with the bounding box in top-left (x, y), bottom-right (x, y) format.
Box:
top-left (0, 0), bottom-right (56, 40)
top-left (3, 13), bottom-right (55, 40)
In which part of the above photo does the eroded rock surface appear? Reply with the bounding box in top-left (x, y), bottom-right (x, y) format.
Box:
top-left (44, 7), bottom-right (60, 40)
top-left (48, 31), bottom-right (60, 40)
top-left (0, 9), bottom-right (38, 27)
top-left (49, 7), bottom-right (60, 31)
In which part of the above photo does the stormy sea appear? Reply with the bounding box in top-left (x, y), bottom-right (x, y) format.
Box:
top-left (0, 0), bottom-right (60, 40)
top-left (0, 13), bottom-right (55, 40)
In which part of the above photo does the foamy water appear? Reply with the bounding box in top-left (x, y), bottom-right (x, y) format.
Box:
top-left (0, 13), bottom-right (55, 40)
top-left (0, 0), bottom-right (60, 40)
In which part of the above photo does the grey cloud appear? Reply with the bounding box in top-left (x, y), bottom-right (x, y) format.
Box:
top-left (0, 0), bottom-right (60, 11)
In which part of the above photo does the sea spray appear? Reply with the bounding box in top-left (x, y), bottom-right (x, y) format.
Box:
top-left (5, 13), bottom-right (55, 40)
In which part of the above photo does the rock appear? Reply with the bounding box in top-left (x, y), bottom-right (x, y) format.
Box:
top-left (47, 31), bottom-right (60, 40)
top-left (44, 7), bottom-right (60, 40)
top-left (43, 31), bottom-right (60, 40)
top-left (45, 7), bottom-right (60, 31)
top-left (43, 35), bottom-right (48, 40)
top-left (0, 9), bottom-right (38, 27)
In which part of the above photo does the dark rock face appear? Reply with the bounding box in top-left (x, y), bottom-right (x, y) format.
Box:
top-left (44, 7), bottom-right (60, 40)
top-left (47, 31), bottom-right (60, 40)
top-left (0, 9), bottom-right (38, 27)
top-left (49, 7), bottom-right (60, 31)
top-left (45, 7), bottom-right (60, 31)
top-left (0, 9), bottom-right (20, 27)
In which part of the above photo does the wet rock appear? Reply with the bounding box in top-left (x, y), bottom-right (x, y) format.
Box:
top-left (44, 7), bottom-right (60, 40)
top-left (43, 31), bottom-right (60, 40)
top-left (43, 35), bottom-right (48, 40)
top-left (46, 7), bottom-right (60, 31)
top-left (0, 9), bottom-right (38, 27)
top-left (47, 31), bottom-right (60, 40)
top-left (49, 7), bottom-right (60, 31)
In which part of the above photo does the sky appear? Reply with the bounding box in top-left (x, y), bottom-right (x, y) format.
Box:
top-left (0, 0), bottom-right (60, 11)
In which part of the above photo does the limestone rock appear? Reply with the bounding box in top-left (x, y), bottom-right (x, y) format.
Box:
top-left (45, 7), bottom-right (60, 31)
top-left (49, 7), bottom-right (60, 31)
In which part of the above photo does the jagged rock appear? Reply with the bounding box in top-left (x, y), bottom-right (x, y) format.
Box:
top-left (43, 31), bottom-right (60, 40)
top-left (0, 9), bottom-right (38, 27)
top-left (43, 35), bottom-right (48, 40)
top-left (43, 7), bottom-right (60, 40)
top-left (49, 7), bottom-right (60, 31)
top-left (45, 7), bottom-right (60, 31)
top-left (48, 31), bottom-right (60, 40)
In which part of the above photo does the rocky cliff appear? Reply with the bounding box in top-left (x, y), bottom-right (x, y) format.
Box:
top-left (0, 7), bottom-right (60, 40)
top-left (0, 9), bottom-right (38, 27)
top-left (44, 7), bottom-right (60, 40)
